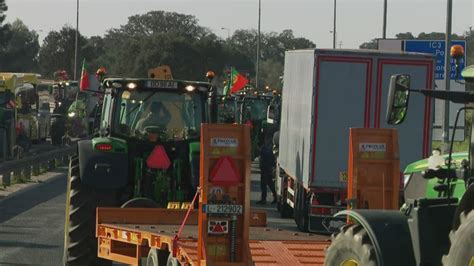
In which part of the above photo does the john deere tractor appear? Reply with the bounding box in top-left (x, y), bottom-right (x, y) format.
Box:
top-left (63, 72), bottom-right (218, 265)
top-left (324, 47), bottom-right (474, 266)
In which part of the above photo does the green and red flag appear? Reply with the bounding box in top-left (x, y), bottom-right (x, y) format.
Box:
top-left (79, 59), bottom-right (90, 91)
top-left (223, 68), bottom-right (248, 95)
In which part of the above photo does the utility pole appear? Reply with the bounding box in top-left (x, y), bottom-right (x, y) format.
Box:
top-left (333, 0), bottom-right (337, 49)
top-left (383, 0), bottom-right (387, 39)
top-left (74, 0), bottom-right (79, 80)
top-left (442, 0), bottom-right (453, 153)
top-left (256, 0), bottom-right (261, 91)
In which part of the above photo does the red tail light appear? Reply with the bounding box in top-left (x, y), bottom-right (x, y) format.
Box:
top-left (311, 197), bottom-right (331, 215)
top-left (95, 143), bottom-right (113, 151)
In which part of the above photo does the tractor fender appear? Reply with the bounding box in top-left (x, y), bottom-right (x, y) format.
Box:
top-left (77, 140), bottom-right (129, 189)
top-left (335, 209), bottom-right (416, 266)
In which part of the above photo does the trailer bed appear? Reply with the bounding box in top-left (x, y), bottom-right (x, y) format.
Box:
top-left (96, 208), bottom-right (330, 265)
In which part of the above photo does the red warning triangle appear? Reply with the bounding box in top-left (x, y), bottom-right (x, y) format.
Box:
top-left (209, 156), bottom-right (241, 186)
top-left (213, 223), bottom-right (225, 233)
top-left (146, 145), bottom-right (171, 169)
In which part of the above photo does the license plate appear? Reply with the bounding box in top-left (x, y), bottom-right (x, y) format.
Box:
top-left (205, 204), bottom-right (243, 214)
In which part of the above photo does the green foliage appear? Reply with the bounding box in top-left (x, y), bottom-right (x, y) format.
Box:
top-left (38, 25), bottom-right (88, 78)
top-left (0, 19), bottom-right (39, 72)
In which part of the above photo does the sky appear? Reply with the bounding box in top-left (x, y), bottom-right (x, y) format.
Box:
top-left (4, 0), bottom-right (474, 49)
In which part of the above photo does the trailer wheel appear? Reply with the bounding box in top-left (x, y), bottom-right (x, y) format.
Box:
top-left (145, 248), bottom-right (170, 266)
top-left (324, 224), bottom-right (377, 266)
top-left (167, 254), bottom-right (179, 266)
top-left (442, 211), bottom-right (474, 266)
top-left (63, 156), bottom-right (118, 266)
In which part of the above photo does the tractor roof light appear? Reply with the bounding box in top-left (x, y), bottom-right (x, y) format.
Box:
top-left (450, 45), bottom-right (465, 60)
top-left (185, 85), bottom-right (196, 92)
top-left (206, 71), bottom-right (215, 80)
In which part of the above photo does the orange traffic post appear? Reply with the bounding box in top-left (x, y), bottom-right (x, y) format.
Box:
top-left (347, 128), bottom-right (400, 210)
top-left (198, 123), bottom-right (252, 265)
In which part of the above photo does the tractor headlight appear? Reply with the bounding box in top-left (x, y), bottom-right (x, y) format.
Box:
top-left (127, 82), bottom-right (137, 90)
top-left (68, 112), bottom-right (76, 118)
top-left (185, 85), bottom-right (196, 92)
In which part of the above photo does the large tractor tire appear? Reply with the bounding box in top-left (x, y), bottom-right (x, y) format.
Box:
top-left (324, 224), bottom-right (377, 266)
top-left (442, 211), bottom-right (474, 266)
top-left (63, 156), bottom-right (118, 266)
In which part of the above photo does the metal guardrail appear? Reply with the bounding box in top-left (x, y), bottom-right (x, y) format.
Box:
top-left (0, 145), bottom-right (77, 188)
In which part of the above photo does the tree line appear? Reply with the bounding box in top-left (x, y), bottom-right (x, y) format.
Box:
top-left (0, 0), bottom-right (472, 89)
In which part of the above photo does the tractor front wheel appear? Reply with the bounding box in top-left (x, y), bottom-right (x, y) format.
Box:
top-left (324, 224), bottom-right (377, 266)
top-left (442, 211), bottom-right (474, 266)
top-left (63, 156), bottom-right (118, 266)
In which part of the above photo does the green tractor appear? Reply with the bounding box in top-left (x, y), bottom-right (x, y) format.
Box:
top-left (237, 92), bottom-right (273, 160)
top-left (324, 56), bottom-right (474, 265)
top-left (403, 152), bottom-right (467, 202)
top-left (63, 73), bottom-right (218, 265)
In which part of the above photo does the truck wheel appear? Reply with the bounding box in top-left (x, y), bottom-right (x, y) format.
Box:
top-left (63, 156), bottom-right (117, 266)
top-left (280, 187), bottom-right (293, 218)
top-left (295, 185), bottom-right (309, 232)
top-left (442, 211), bottom-right (474, 266)
top-left (324, 224), bottom-right (377, 266)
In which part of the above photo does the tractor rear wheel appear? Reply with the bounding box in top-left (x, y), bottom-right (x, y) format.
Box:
top-left (63, 156), bottom-right (118, 266)
top-left (324, 224), bottom-right (377, 266)
top-left (442, 211), bottom-right (474, 266)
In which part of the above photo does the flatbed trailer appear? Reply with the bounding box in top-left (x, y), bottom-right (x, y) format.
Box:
top-left (96, 208), bottom-right (330, 265)
top-left (95, 124), bottom-right (331, 266)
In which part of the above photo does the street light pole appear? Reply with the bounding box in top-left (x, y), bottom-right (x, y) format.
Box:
top-left (383, 0), bottom-right (387, 39)
top-left (74, 0), bottom-right (79, 80)
top-left (221, 27), bottom-right (230, 39)
top-left (256, 0), bottom-right (261, 90)
top-left (442, 0), bottom-right (453, 153)
top-left (333, 0), bottom-right (336, 48)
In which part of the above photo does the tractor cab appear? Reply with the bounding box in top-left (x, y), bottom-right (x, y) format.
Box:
top-left (237, 92), bottom-right (273, 160)
top-left (83, 77), bottom-right (214, 207)
top-left (217, 95), bottom-right (237, 123)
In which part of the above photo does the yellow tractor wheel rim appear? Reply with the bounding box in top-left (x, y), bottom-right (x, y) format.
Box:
top-left (341, 259), bottom-right (359, 266)
top-left (469, 256), bottom-right (474, 266)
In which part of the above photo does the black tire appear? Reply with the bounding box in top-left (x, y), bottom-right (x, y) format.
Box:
top-left (324, 224), bottom-right (378, 266)
top-left (121, 197), bottom-right (160, 208)
top-left (146, 249), bottom-right (171, 266)
top-left (63, 156), bottom-right (118, 266)
top-left (442, 211), bottom-right (474, 266)
top-left (294, 185), bottom-right (309, 232)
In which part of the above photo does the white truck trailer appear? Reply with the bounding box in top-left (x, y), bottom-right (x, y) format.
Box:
top-left (276, 49), bottom-right (435, 233)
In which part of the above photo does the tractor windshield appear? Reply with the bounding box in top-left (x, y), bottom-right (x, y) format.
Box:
top-left (241, 98), bottom-right (269, 122)
top-left (114, 90), bottom-right (203, 141)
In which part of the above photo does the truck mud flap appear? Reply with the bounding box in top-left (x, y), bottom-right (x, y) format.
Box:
top-left (309, 214), bottom-right (346, 234)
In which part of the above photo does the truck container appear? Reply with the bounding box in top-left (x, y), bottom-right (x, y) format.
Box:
top-left (276, 49), bottom-right (435, 233)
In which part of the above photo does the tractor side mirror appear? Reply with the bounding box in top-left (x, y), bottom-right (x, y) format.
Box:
top-left (386, 74), bottom-right (411, 125)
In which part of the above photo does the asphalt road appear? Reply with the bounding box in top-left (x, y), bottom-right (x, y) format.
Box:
top-left (0, 169), bottom-right (67, 266)
top-left (0, 163), bottom-right (302, 265)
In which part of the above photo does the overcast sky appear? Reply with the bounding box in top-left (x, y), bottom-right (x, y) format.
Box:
top-left (4, 0), bottom-right (474, 49)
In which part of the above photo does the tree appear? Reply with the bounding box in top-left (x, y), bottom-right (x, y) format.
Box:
top-left (0, 19), bottom-right (39, 72)
top-left (38, 25), bottom-right (88, 78)
top-left (0, 0), bottom-right (9, 45)
top-left (359, 39), bottom-right (378, 49)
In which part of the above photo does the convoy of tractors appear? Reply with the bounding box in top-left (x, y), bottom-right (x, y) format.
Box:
top-left (3, 45), bottom-right (473, 265)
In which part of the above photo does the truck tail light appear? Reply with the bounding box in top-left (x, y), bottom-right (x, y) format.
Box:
top-left (95, 143), bottom-right (112, 151)
top-left (311, 197), bottom-right (331, 215)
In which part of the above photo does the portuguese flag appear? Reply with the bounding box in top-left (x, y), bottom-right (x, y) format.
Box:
top-left (79, 59), bottom-right (90, 91)
top-left (224, 68), bottom-right (248, 95)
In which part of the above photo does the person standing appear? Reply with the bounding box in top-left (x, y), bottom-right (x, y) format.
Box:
top-left (256, 121), bottom-right (277, 204)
